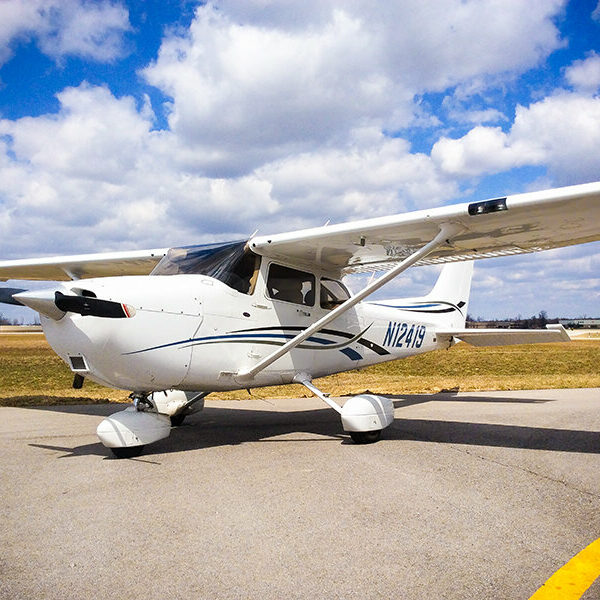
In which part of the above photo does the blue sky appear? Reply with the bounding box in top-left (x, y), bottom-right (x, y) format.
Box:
top-left (0, 0), bottom-right (599, 322)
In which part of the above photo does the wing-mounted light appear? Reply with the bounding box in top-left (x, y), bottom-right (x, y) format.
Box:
top-left (467, 197), bottom-right (508, 216)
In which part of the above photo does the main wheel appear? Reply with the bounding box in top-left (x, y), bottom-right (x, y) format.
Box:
top-left (110, 445), bottom-right (145, 459)
top-left (170, 413), bottom-right (186, 426)
top-left (350, 430), bottom-right (382, 444)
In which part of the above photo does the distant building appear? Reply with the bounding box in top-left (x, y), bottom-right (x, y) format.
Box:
top-left (558, 318), bottom-right (600, 329)
top-left (467, 318), bottom-right (600, 329)
top-left (467, 320), bottom-right (515, 329)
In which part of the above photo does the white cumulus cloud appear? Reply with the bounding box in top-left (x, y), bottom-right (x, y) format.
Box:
top-left (142, 1), bottom-right (565, 175)
top-left (565, 52), bottom-right (600, 93)
top-left (431, 92), bottom-right (600, 184)
top-left (0, 0), bottom-right (131, 67)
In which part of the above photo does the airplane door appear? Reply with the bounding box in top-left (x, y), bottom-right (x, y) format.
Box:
top-left (182, 279), bottom-right (259, 388)
top-left (258, 263), bottom-right (318, 373)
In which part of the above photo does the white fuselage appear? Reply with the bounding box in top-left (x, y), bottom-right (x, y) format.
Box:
top-left (41, 270), bottom-right (456, 394)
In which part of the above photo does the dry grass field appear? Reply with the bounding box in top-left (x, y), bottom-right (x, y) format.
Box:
top-left (0, 334), bottom-right (599, 407)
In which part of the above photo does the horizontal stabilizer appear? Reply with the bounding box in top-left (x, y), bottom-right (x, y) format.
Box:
top-left (437, 324), bottom-right (570, 347)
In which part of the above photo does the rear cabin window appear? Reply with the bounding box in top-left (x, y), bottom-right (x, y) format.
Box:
top-left (267, 264), bottom-right (315, 306)
top-left (320, 278), bottom-right (351, 309)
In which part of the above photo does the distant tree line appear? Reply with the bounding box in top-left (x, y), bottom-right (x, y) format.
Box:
top-left (0, 313), bottom-right (40, 326)
top-left (466, 311), bottom-right (558, 329)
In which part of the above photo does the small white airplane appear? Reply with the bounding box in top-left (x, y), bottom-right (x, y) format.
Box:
top-left (1, 182), bottom-right (599, 457)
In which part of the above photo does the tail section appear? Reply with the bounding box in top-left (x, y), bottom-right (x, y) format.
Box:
top-left (374, 261), bottom-right (474, 329)
top-left (426, 261), bottom-right (474, 328)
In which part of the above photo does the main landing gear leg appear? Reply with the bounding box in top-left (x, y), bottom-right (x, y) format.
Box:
top-left (293, 373), bottom-right (395, 444)
top-left (168, 391), bottom-right (209, 426)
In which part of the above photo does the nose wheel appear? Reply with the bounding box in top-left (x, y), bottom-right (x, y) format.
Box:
top-left (349, 430), bottom-right (382, 444)
top-left (111, 445), bottom-right (145, 459)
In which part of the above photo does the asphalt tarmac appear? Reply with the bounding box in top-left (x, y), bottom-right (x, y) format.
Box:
top-left (1, 388), bottom-right (599, 600)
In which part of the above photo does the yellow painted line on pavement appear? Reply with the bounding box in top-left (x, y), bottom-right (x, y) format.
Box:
top-left (529, 537), bottom-right (600, 599)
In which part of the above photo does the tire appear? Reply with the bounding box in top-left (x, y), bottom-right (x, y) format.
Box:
top-left (170, 413), bottom-right (186, 426)
top-left (350, 430), bottom-right (382, 444)
top-left (110, 445), bottom-right (145, 459)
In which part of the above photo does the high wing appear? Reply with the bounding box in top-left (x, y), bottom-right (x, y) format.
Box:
top-left (249, 181), bottom-right (600, 274)
top-left (0, 248), bottom-right (168, 281)
top-left (0, 182), bottom-right (598, 282)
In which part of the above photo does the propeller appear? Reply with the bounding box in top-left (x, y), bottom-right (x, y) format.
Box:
top-left (54, 292), bottom-right (134, 318)
top-left (2, 288), bottom-right (135, 320)
top-left (0, 287), bottom-right (27, 306)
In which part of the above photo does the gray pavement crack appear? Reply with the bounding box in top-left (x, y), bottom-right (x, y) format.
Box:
top-left (448, 445), bottom-right (600, 500)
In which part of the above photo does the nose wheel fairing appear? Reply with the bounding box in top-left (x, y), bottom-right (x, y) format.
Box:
top-left (96, 407), bottom-right (171, 451)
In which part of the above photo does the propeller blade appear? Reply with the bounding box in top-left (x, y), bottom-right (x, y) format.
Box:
top-left (54, 292), bottom-right (135, 319)
top-left (0, 287), bottom-right (27, 306)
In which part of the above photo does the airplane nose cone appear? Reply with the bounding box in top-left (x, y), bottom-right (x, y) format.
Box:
top-left (12, 289), bottom-right (66, 320)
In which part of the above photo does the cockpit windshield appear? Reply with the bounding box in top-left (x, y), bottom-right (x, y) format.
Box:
top-left (151, 240), bottom-right (261, 294)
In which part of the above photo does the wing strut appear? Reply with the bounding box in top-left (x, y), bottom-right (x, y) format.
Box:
top-left (237, 222), bottom-right (464, 381)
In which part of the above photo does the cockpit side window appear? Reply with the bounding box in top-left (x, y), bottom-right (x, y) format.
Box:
top-left (267, 264), bottom-right (315, 306)
top-left (320, 278), bottom-right (351, 309)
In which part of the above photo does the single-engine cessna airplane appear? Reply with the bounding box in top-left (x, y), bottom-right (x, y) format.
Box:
top-left (1, 181), bottom-right (599, 457)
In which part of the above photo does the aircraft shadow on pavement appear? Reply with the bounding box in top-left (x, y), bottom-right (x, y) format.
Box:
top-left (26, 397), bottom-right (600, 459)
top-left (390, 392), bottom-right (553, 409)
top-left (16, 390), bottom-right (552, 418)
top-left (387, 419), bottom-right (600, 454)
top-left (4, 400), bottom-right (122, 417)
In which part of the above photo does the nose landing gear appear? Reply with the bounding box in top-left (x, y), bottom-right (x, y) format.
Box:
top-left (96, 391), bottom-right (172, 458)
top-left (131, 391), bottom-right (153, 411)
top-left (97, 390), bottom-right (209, 458)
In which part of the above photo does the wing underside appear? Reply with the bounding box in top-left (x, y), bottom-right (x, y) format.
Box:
top-left (249, 182), bottom-right (600, 274)
top-left (0, 248), bottom-right (168, 281)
